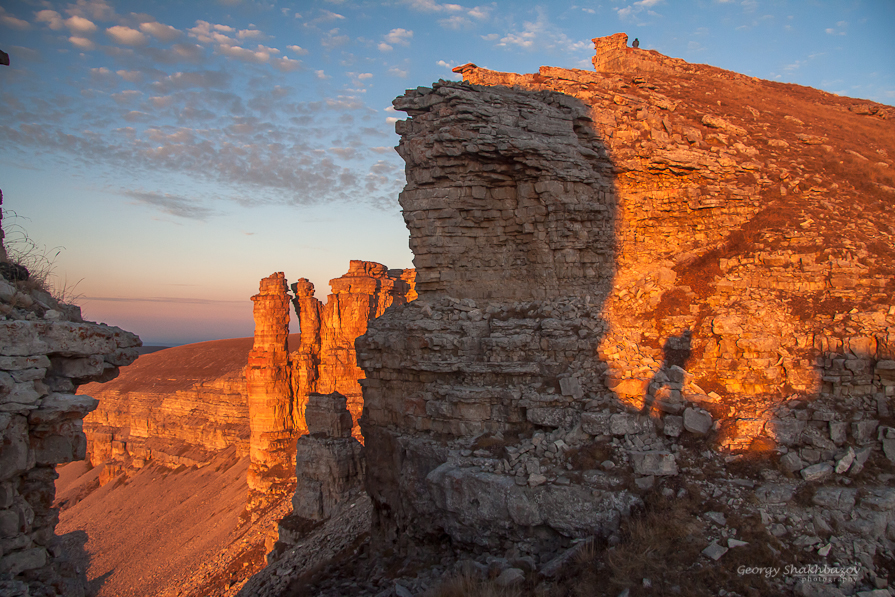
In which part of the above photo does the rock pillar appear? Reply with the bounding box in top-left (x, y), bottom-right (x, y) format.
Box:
top-left (291, 392), bottom-right (364, 521)
top-left (246, 273), bottom-right (294, 510)
top-left (289, 279), bottom-right (322, 437)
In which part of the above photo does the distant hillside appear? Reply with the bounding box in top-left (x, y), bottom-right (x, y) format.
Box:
top-left (60, 336), bottom-right (301, 597)
top-left (78, 335), bottom-right (300, 475)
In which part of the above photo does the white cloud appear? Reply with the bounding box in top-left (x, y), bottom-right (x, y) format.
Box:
top-left (384, 28), bottom-right (413, 45)
top-left (826, 21), bottom-right (847, 35)
top-left (386, 116), bottom-right (400, 124)
top-left (150, 70), bottom-right (231, 93)
top-left (329, 147), bottom-right (357, 159)
top-left (65, 15), bottom-right (96, 35)
top-left (106, 25), bottom-right (148, 46)
top-left (188, 21), bottom-right (235, 45)
top-left (287, 44), bottom-right (309, 55)
top-left (404, 0), bottom-right (462, 12)
top-left (496, 10), bottom-right (591, 54)
top-left (112, 89), bottom-right (142, 104)
top-left (35, 10), bottom-right (64, 30)
top-left (378, 42), bottom-right (393, 52)
top-left (149, 95), bottom-right (173, 108)
top-left (117, 69), bottom-right (142, 82)
top-left (238, 28), bottom-right (263, 39)
top-left (387, 67), bottom-right (408, 77)
top-left (69, 36), bottom-right (96, 51)
top-left (404, 0), bottom-right (490, 28)
top-left (140, 21), bottom-right (181, 42)
top-left (272, 56), bottom-right (303, 72)
top-left (66, 0), bottom-right (116, 22)
top-left (305, 9), bottom-right (345, 27)
top-left (616, 0), bottom-right (664, 20)
top-left (315, 69), bottom-right (330, 79)
top-left (321, 30), bottom-right (350, 49)
top-left (436, 59), bottom-right (455, 69)
top-left (0, 8), bottom-right (30, 30)
top-left (218, 43), bottom-right (280, 63)
top-left (467, 6), bottom-right (491, 19)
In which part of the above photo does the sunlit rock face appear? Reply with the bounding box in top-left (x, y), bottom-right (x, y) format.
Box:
top-left (246, 273), bottom-right (296, 506)
top-left (82, 340), bottom-right (252, 483)
top-left (291, 261), bottom-right (416, 441)
top-left (0, 193), bottom-right (141, 596)
top-left (357, 34), bottom-right (895, 551)
top-left (246, 262), bottom-right (415, 511)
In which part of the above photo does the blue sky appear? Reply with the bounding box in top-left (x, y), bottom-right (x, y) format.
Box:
top-left (1, 0), bottom-right (892, 345)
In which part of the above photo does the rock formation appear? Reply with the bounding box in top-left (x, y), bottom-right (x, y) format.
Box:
top-left (0, 199), bottom-right (140, 596)
top-left (290, 392), bottom-right (363, 522)
top-left (246, 273), bottom-right (296, 508)
top-left (245, 263), bottom-right (414, 511)
top-left (357, 31), bottom-right (895, 565)
top-left (291, 261), bottom-right (416, 440)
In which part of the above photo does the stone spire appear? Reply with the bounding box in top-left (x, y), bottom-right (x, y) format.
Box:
top-left (246, 272), bottom-right (295, 511)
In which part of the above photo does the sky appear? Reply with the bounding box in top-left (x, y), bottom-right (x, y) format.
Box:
top-left (0, 0), bottom-right (893, 346)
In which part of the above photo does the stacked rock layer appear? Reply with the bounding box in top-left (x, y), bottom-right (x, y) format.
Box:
top-left (0, 206), bottom-right (141, 597)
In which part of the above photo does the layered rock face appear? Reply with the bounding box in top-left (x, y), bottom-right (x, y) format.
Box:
top-left (81, 337), bottom-right (254, 483)
top-left (290, 392), bottom-right (364, 522)
top-left (358, 33), bottom-right (895, 553)
top-left (0, 232), bottom-right (140, 595)
top-left (246, 263), bottom-right (414, 509)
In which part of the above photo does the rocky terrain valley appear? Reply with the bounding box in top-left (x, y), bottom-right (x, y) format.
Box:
top-left (1, 33), bottom-right (894, 597)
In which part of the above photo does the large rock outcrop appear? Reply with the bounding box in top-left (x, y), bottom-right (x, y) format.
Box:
top-left (357, 33), bottom-right (895, 556)
top-left (0, 203), bottom-right (140, 595)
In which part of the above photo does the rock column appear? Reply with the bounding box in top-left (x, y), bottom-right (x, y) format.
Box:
top-left (246, 273), bottom-right (294, 511)
top-left (289, 278), bottom-right (322, 437)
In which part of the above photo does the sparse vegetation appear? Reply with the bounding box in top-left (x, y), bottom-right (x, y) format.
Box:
top-left (427, 572), bottom-right (524, 597)
top-left (1, 209), bottom-right (82, 304)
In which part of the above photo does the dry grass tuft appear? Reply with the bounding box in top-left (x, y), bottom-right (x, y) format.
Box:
top-left (2, 210), bottom-right (82, 304)
top-left (427, 573), bottom-right (524, 597)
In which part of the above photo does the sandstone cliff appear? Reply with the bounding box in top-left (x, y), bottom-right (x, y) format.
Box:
top-left (356, 31), bottom-right (895, 575)
top-left (80, 337), bottom-right (257, 484)
top-left (0, 195), bottom-right (141, 596)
